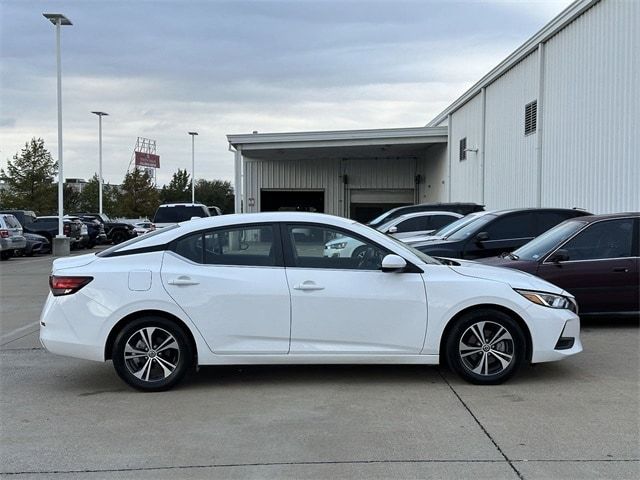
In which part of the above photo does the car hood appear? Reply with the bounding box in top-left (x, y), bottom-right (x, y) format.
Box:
top-left (52, 253), bottom-right (96, 272)
top-left (445, 258), bottom-right (569, 296)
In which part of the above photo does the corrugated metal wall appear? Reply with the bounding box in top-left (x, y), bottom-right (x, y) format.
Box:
top-left (243, 157), bottom-right (342, 214)
top-left (450, 0), bottom-right (638, 214)
top-left (344, 158), bottom-right (416, 189)
top-left (541, 0), bottom-right (639, 213)
top-left (484, 52), bottom-right (539, 208)
top-left (449, 93), bottom-right (484, 203)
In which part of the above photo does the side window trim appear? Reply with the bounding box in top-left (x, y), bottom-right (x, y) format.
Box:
top-left (280, 222), bottom-right (392, 270)
top-left (543, 217), bottom-right (638, 264)
top-left (169, 222), bottom-right (285, 267)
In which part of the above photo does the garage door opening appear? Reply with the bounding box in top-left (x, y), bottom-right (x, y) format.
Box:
top-left (260, 190), bottom-right (325, 213)
top-left (349, 189), bottom-right (414, 223)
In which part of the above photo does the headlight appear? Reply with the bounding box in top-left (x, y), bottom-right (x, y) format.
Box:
top-left (327, 242), bottom-right (347, 249)
top-left (515, 289), bottom-right (573, 310)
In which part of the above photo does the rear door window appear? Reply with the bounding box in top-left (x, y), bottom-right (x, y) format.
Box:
top-left (395, 217), bottom-right (427, 233)
top-left (536, 211), bottom-right (575, 234)
top-left (429, 214), bottom-right (457, 230)
top-left (484, 213), bottom-right (535, 240)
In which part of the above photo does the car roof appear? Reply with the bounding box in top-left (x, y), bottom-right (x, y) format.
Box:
top-left (488, 207), bottom-right (591, 216)
top-left (568, 212), bottom-right (639, 222)
top-left (158, 203), bottom-right (208, 207)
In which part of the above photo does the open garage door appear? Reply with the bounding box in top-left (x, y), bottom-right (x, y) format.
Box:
top-left (261, 190), bottom-right (325, 213)
top-left (349, 189), bottom-right (414, 223)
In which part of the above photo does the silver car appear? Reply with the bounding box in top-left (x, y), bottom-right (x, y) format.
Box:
top-left (0, 214), bottom-right (27, 260)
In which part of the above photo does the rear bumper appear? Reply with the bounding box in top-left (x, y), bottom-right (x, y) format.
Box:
top-left (0, 237), bottom-right (26, 251)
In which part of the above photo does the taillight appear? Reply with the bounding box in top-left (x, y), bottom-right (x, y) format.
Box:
top-left (63, 224), bottom-right (70, 235)
top-left (0, 229), bottom-right (8, 238)
top-left (49, 276), bottom-right (93, 296)
top-left (150, 224), bottom-right (156, 231)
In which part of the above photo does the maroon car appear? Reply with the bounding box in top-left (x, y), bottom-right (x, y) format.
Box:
top-left (480, 213), bottom-right (639, 316)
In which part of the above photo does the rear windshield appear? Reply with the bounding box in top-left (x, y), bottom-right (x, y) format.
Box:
top-left (2, 215), bottom-right (21, 228)
top-left (154, 206), bottom-right (208, 223)
top-left (97, 224), bottom-right (179, 257)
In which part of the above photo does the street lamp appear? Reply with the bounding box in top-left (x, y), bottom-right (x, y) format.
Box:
top-left (188, 132), bottom-right (198, 203)
top-left (91, 111), bottom-right (109, 214)
top-left (43, 13), bottom-right (72, 256)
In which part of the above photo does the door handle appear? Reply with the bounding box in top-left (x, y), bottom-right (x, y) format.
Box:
top-left (612, 267), bottom-right (629, 273)
top-left (293, 281), bottom-right (325, 291)
top-left (168, 276), bottom-right (200, 286)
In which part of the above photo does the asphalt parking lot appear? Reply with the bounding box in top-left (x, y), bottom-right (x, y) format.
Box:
top-left (1, 251), bottom-right (638, 479)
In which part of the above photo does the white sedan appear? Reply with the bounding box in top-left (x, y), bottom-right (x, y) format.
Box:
top-left (40, 212), bottom-right (582, 391)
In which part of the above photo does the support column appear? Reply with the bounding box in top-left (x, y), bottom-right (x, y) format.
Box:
top-left (234, 146), bottom-right (242, 213)
top-left (536, 42), bottom-right (545, 208)
top-left (480, 87), bottom-right (487, 205)
top-left (447, 114), bottom-right (452, 202)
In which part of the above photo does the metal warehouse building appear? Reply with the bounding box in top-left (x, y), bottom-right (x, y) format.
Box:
top-left (228, 0), bottom-right (639, 221)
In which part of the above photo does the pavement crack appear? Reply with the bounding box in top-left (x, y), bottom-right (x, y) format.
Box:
top-left (438, 368), bottom-right (524, 480)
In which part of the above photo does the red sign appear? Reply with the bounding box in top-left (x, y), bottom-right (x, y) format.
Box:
top-left (135, 152), bottom-right (160, 168)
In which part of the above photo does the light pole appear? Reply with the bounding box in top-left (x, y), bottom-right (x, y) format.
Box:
top-left (91, 111), bottom-right (109, 214)
top-left (188, 132), bottom-right (198, 203)
top-left (43, 13), bottom-right (72, 256)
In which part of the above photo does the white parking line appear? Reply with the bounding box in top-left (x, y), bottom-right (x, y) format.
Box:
top-left (0, 321), bottom-right (40, 342)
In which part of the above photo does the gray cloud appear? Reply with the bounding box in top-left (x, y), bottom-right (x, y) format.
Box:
top-left (0, 0), bottom-right (572, 185)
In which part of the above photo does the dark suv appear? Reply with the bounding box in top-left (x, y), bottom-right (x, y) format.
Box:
top-left (412, 208), bottom-right (591, 260)
top-left (367, 203), bottom-right (484, 229)
top-left (74, 213), bottom-right (136, 245)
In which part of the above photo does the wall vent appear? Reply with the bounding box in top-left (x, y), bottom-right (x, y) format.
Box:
top-left (459, 137), bottom-right (467, 161)
top-left (525, 100), bottom-right (537, 135)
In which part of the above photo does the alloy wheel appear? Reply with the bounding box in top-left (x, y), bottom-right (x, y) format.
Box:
top-left (124, 327), bottom-right (180, 382)
top-left (458, 320), bottom-right (514, 376)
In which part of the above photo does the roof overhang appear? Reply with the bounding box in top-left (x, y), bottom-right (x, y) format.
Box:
top-left (228, 127), bottom-right (447, 161)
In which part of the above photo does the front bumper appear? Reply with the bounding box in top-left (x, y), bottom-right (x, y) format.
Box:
top-left (527, 305), bottom-right (582, 363)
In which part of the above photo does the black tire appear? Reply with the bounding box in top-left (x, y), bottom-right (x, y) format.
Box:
top-left (445, 309), bottom-right (526, 385)
top-left (351, 245), bottom-right (367, 259)
top-left (0, 251), bottom-right (11, 260)
top-left (111, 230), bottom-right (127, 245)
top-left (112, 316), bottom-right (193, 392)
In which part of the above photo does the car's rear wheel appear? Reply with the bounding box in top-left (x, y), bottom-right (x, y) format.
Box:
top-left (112, 317), bottom-right (193, 392)
top-left (445, 309), bottom-right (525, 385)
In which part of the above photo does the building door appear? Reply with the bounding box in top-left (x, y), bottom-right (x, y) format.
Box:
top-left (260, 190), bottom-right (325, 213)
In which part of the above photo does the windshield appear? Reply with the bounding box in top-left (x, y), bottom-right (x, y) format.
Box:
top-left (431, 212), bottom-right (485, 238)
top-left (367, 209), bottom-right (398, 228)
top-left (513, 220), bottom-right (587, 261)
top-left (447, 214), bottom-right (496, 241)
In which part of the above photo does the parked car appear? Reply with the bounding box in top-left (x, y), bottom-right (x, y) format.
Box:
top-left (377, 211), bottom-right (463, 240)
top-left (152, 203), bottom-right (211, 228)
top-left (412, 208), bottom-right (592, 260)
top-left (79, 217), bottom-right (107, 248)
top-left (31, 216), bottom-right (84, 248)
top-left (368, 202), bottom-right (484, 229)
top-left (74, 213), bottom-right (137, 245)
top-left (0, 213), bottom-right (27, 260)
top-left (133, 221), bottom-right (156, 236)
top-left (21, 232), bottom-right (51, 256)
top-left (0, 210), bottom-right (38, 235)
top-left (402, 211), bottom-right (490, 245)
top-left (479, 213), bottom-right (639, 316)
top-left (41, 212), bottom-right (582, 391)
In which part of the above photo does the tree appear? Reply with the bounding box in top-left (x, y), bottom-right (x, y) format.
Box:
top-left (160, 169), bottom-right (191, 203)
top-left (115, 168), bottom-right (159, 219)
top-left (0, 138), bottom-right (58, 214)
top-left (194, 179), bottom-right (234, 213)
top-left (77, 174), bottom-right (117, 214)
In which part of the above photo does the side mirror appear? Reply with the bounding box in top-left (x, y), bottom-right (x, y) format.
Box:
top-left (381, 254), bottom-right (407, 272)
top-left (387, 226), bottom-right (398, 234)
top-left (475, 231), bottom-right (489, 243)
top-left (548, 249), bottom-right (570, 263)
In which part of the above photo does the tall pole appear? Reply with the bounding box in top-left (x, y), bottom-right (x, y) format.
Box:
top-left (188, 132), bottom-right (198, 203)
top-left (44, 13), bottom-right (71, 243)
top-left (92, 112), bottom-right (108, 214)
top-left (55, 18), bottom-right (64, 238)
top-left (191, 134), bottom-right (195, 203)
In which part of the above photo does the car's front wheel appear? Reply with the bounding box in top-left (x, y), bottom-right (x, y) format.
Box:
top-left (445, 309), bottom-right (526, 385)
top-left (112, 316), bottom-right (193, 391)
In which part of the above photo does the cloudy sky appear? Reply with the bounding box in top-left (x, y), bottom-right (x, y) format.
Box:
top-left (0, 0), bottom-right (573, 187)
